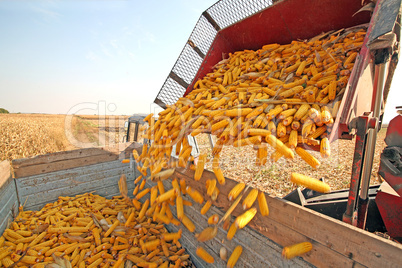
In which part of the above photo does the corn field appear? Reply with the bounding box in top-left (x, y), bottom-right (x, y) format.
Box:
top-left (0, 114), bottom-right (128, 162)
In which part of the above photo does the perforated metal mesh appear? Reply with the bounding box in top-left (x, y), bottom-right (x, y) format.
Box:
top-left (208, 0), bottom-right (272, 29)
top-left (172, 44), bottom-right (204, 85)
top-left (154, 0), bottom-right (273, 108)
top-left (189, 15), bottom-right (217, 55)
top-left (156, 77), bottom-right (187, 106)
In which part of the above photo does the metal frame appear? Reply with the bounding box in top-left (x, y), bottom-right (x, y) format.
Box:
top-left (154, 0), bottom-right (273, 108)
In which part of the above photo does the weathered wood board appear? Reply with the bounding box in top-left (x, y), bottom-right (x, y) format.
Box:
top-left (168, 166), bottom-right (402, 268)
top-left (16, 160), bottom-right (135, 211)
top-left (0, 161), bottom-right (19, 234)
top-left (11, 142), bottom-right (141, 178)
top-left (141, 175), bottom-right (313, 268)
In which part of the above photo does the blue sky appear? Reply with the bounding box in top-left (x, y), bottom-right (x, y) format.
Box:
top-left (0, 0), bottom-right (400, 123)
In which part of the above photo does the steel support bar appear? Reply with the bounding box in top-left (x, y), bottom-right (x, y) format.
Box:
top-left (343, 115), bottom-right (370, 226)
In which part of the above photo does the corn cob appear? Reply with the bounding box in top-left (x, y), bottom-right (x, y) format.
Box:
top-left (196, 226), bottom-right (218, 242)
top-left (282, 242), bottom-right (313, 259)
top-left (208, 214), bottom-right (219, 225)
top-left (257, 191), bottom-right (269, 216)
top-left (290, 173), bottom-right (331, 193)
top-left (196, 247), bottom-right (214, 264)
top-left (228, 183), bottom-right (245, 201)
top-left (242, 189), bottom-right (258, 210)
top-left (185, 186), bottom-right (204, 204)
top-left (295, 146), bottom-right (320, 169)
top-left (235, 208), bottom-right (257, 229)
top-left (265, 135), bottom-right (294, 159)
top-left (320, 137), bottom-right (330, 158)
top-left (227, 222), bottom-right (237, 240)
top-left (213, 167), bottom-right (226, 185)
top-left (227, 245), bottom-right (243, 268)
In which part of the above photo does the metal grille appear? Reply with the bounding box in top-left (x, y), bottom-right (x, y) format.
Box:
top-left (156, 77), bottom-right (187, 106)
top-left (154, 0), bottom-right (273, 108)
top-left (172, 44), bottom-right (204, 85)
top-left (188, 15), bottom-right (217, 56)
top-left (208, 0), bottom-right (272, 29)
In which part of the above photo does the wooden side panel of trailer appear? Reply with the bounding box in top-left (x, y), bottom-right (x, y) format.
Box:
top-left (0, 161), bottom-right (19, 234)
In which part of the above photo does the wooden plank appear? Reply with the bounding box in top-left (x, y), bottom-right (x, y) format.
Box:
top-left (16, 160), bottom-right (134, 211)
top-left (144, 178), bottom-right (312, 268)
top-left (13, 153), bottom-right (119, 178)
top-left (16, 160), bottom-right (126, 184)
top-left (12, 148), bottom-right (108, 168)
top-left (0, 166), bottom-right (19, 234)
top-left (17, 164), bottom-right (130, 196)
top-left (175, 167), bottom-right (402, 267)
top-left (0, 161), bottom-right (11, 187)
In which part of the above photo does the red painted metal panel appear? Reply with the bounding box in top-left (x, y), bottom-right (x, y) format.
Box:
top-left (186, 0), bottom-right (376, 143)
top-left (376, 191), bottom-right (402, 241)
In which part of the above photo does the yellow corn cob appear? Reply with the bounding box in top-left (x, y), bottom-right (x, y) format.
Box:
top-left (320, 137), bottom-right (330, 158)
top-left (213, 167), bottom-right (226, 185)
top-left (156, 188), bottom-right (176, 203)
top-left (289, 130), bottom-right (298, 149)
top-left (265, 135), bottom-right (294, 159)
top-left (196, 247), bottom-right (214, 264)
top-left (207, 179), bottom-right (217, 196)
top-left (245, 105), bottom-right (265, 120)
top-left (295, 147), bottom-right (320, 169)
top-left (242, 189), bottom-right (258, 210)
top-left (279, 86), bottom-right (304, 99)
top-left (135, 188), bottom-right (150, 201)
top-left (208, 214), bottom-right (219, 225)
top-left (290, 173), bottom-right (330, 193)
top-left (344, 52), bottom-right (357, 67)
top-left (227, 245), bottom-right (243, 268)
top-left (228, 182), bottom-right (245, 201)
top-left (247, 128), bottom-right (271, 136)
top-left (224, 108), bottom-right (253, 117)
top-left (282, 115), bottom-right (294, 126)
top-left (176, 194), bottom-right (184, 221)
top-left (282, 242), bottom-right (313, 259)
top-left (293, 104), bottom-right (310, 121)
top-left (235, 208), bottom-right (257, 229)
top-left (296, 61), bottom-right (307, 76)
top-left (201, 200), bottom-right (212, 215)
top-left (185, 186), bottom-right (204, 204)
top-left (257, 191), bottom-right (269, 216)
top-left (266, 105), bottom-right (284, 120)
top-left (1, 256), bottom-right (14, 267)
top-left (227, 222), bottom-right (237, 240)
top-left (328, 80), bottom-right (337, 100)
top-left (308, 125), bottom-right (327, 139)
top-left (321, 106), bottom-right (332, 123)
top-left (191, 116), bottom-right (206, 129)
top-left (196, 226), bottom-right (217, 242)
top-left (256, 144), bottom-right (268, 166)
top-left (276, 122), bottom-right (287, 138)
top-left (233, 136), bottom-right (262, 147)
top-left (211, 119), bottom-right (230, 133)
top-left (278, 108), bottom-right (297, 120)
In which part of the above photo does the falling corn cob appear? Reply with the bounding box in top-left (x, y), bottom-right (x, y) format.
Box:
top-left (227, 245), bottom-right (243, 268)
top-left (228, 183), bottom-right (245, 201)
top-left (282, 242), bottom-right (313, 259)
top-left (257, 191), bottom-right (269, 216)
top-left (295, 147), bottom-right (321, 169)
top-left (290, 173), bottom-right (331, 193)
top-left (242, 189), bottom-right (258, 210)
top-left (235, 208), bottom-right (257, 229)
top-left (196, 247), bottom-right (214, 264)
